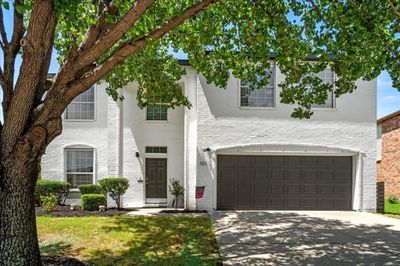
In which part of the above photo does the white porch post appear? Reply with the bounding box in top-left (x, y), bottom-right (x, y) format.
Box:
top-left (184, 70), bottom-right (198, 210)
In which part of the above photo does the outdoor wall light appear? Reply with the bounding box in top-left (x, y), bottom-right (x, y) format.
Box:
top-left (135, 152), bottom-right (140, 157)
top-left (203, 147), bottom-right (211, 152)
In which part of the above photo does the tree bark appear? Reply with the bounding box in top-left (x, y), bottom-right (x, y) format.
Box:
top-left (0, 119), bottom-right (61, 265)
top-left (0, 154), bottom-right (42, 265)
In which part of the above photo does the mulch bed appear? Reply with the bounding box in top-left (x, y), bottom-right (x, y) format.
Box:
top-left (42, 256), bottom-right (85, 266)
top-left (35, 205), bottom-right (137, 217)
top-left (160, 209), bottom-right (208, 214)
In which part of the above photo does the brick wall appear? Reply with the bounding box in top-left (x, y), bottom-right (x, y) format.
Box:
top-left (377, 114), bottom-right (400, 197)
top-left (195, 72), bottom-right (377, 211)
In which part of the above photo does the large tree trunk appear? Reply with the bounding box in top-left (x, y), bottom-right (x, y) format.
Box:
top-left (0, 144), bottom-right (45, 265)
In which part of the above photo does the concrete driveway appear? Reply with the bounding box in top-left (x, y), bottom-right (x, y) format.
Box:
top-left (210, 211), bottom-right (400, 265)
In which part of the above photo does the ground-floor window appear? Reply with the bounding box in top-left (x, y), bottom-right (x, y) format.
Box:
top-left (66, 148), bottom-right (94, 188)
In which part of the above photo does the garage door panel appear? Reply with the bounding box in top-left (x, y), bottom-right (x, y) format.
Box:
top-left (335, 184), bottom-right (350, 193)
top-left (236, 156), bottom-right (252, 166)
top-left (236, 198), bottom-right (252, 209)
top-left (303, 170), bottom-right (318, 182)
top-left (253, 198), bottom-right (268, 209)
top-left (253, 156), bottom-right (270, 167)
top-left (270, 198), bottom-right (285, 209)
top-left (286, 199), bottom-right (301, 209)
top-left (302, 156), bottom-right (319, 167)
top-left (287, 184), bottom-right (301, 194)
top-left (270, 184), bottom-right (285, 194)
top-left (303, 184), bottom-right (318, 194)
top-left (254, 170), bottom-right (269, 195)
top-left (218, 155), bottom-right (352, 210)
top-left (236, 169), bottom-right (252, 196)
top-left (302, 198), bottom-right (318, 209)
top-left (319, 170), bottom-right (335, 181)
top-left (271, 169), bottom-right (285, 181)
top-left (286, 156), bottom-right (302, 167)
top-left (319, 184), bottom-right (335, 194)
top-left (335, 199), bottom-right (351, 209)
top-left (287, 170), bottom-right (301, 182)
top-left (318, 198), bottom-right (335, 209)
top-left (270, 156), bottom-right (285, 167)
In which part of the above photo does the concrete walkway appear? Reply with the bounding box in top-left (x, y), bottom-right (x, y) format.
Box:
top-left (210, 211), bottom-right (400, 265)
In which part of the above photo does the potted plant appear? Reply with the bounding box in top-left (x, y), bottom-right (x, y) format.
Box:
top-left (168, 178), bottom-right (184, 210)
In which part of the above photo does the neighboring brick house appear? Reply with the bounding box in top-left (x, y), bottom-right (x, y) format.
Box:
top-left (377, 110), bottom-right (400, 197)
top-left (41, 58), bottom-right (377, 211)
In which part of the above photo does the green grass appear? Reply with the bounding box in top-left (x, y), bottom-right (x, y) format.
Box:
top-left (384, 198), bottom-right (400, 214)
top-left (37, 216), bottom-right (221, 265)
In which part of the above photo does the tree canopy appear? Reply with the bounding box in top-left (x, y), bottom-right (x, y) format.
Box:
top-left (1, 0), bottom-right (398, 123)
top-left (1, 1), bottom-right (399, 265)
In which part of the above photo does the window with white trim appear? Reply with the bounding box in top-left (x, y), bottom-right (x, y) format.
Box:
top-left (65, 86), bottom-right (95, 120)
top-left (66, 148), bottom-right (94, 188)
top-left (145, 146), bottom-right (167, 153)
top-left (311, 69), bottom-right (335, 108)
top-left (146, 96), bottom-right (168, 121)
top-left (240, 65), bottom-right (275, 108)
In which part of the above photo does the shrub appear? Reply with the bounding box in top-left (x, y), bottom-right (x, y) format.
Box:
top-left (388, 194), bottom-right (400, 204)
top-left (81, 194), bottom-right (107, 211)
top-left (168, 178), bottom-right (184, 210)
top-left (36, 180), bottom-right (70, 205)
top-left (40, 195), bottom-right (58, 212)
top-left (99, 177), bottom-right (129, 209)
top-left (79, 184), bottom-right (103, 195)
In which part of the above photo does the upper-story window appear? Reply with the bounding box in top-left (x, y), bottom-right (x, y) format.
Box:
top-left (311, 69), bottom-right (335, 109)
top-left (146, 96), bottom-right (168, 121)
top-left (240, 65), bottom-right (275, 108)
top-left (66, 148), bottom-right (94, 189)
top-left (65, 87), bottom-right (95, 120)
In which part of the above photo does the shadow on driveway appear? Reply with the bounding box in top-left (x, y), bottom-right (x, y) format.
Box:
top-left (211, 211), bottom-right (400, 265)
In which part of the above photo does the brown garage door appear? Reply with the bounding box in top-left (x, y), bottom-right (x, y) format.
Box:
top-left (217, 155), bottom-right (352, 210)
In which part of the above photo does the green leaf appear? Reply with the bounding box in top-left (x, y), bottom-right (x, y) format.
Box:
top-left (15, 4), bottom-right (24, 14)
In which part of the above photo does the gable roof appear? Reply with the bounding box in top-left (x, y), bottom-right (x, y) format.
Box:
top-left (377, 110), bottom-right (400, 124)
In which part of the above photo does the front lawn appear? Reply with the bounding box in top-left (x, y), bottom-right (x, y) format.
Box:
top-left (385, 198), bottom-right (400, 214)
top-left (37, 216), bottom-right (221, 265)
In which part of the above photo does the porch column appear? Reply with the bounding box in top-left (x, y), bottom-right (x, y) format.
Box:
top-left (184, 70), bottom-right (198, 209)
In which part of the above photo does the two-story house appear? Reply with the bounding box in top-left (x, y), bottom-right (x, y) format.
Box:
top-left (41, 59), bottom-right (377, 211)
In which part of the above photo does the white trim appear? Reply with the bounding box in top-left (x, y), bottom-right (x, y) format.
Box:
top-left (311, 69), bottom-right (337, 110)
top-left (145, 103), bottom-right (169, 122)
top-left (237, 62), bottom-right (277, 109)
top-left (213, 143), bottom-right (361, 155)
top-left (63, 85), bottom-right (97, 122)
top-left (144, 157), bottom-right (168, 203)
top-left (64, 146), bottom-right (96, 189)
top-left (208, 144), bottom-right (359, 211)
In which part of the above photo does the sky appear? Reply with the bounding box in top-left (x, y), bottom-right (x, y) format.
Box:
top-left (0, 7), bottom-right (399, 121)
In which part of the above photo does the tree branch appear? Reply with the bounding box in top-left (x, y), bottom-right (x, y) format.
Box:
top-left (2, 0), bottom-right (25, 115)
top-left (0, 66), bottom-right (5, 88)
top-left (52, 0), bottom-right (155, 98)
top-left (0, 8), bottom-right (8, 47)
top-left (1, 0), bottom-right (56, 156)
top-left (388, 0), bottom-right (400, 18)
top-left (10, 0), bottom-right (25, 56)
top-left (75, 0), bottom-right (155, 71)
top-left (78, 0), bottom-right (116, 53)
top-left (34, 0), bottom-right (219, 127)
top-left (68, 0), bottom-right (218, 99)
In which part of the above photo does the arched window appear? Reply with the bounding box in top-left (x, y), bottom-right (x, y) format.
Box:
top-left (65, 147), bottom-right (94, 188)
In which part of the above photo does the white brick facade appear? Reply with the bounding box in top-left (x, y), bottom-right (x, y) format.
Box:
top-left (41, 64), bottom-right (377, 211)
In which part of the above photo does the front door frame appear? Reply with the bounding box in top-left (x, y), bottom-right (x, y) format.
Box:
top-left (145, 157), bottom-right (168, 204)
